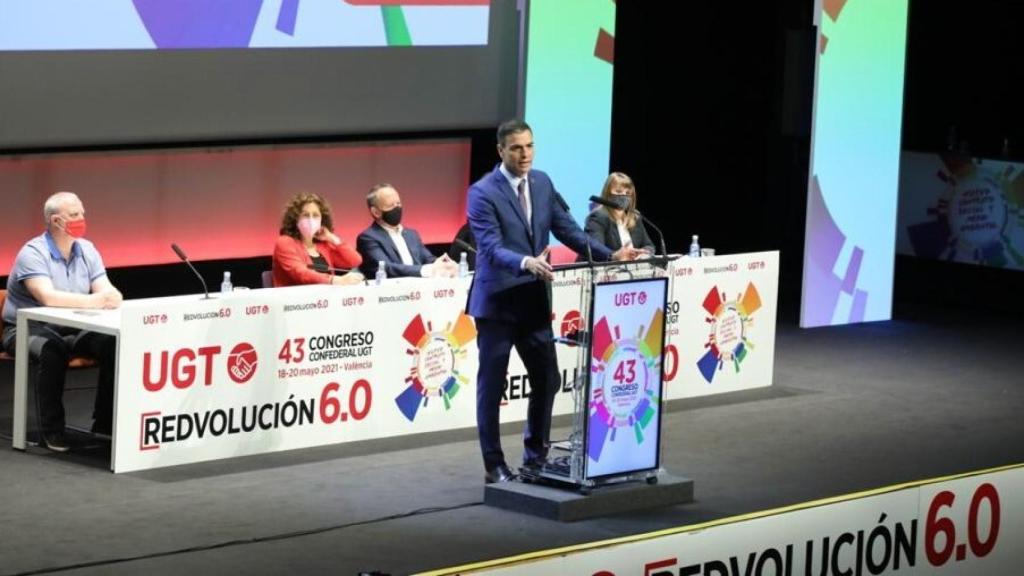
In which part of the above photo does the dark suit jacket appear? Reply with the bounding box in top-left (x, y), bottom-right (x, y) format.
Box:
top-left (466, 165), bottom-right (611, 323)
top-left (578, 207), bottom-right (655, 260)
top-left (356, 222), bottom-right (436, 278)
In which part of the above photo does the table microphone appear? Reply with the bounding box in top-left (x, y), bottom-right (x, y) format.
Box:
top-left (170, 243), bottom-right (212, 299)
top-left (453, 238), bottom-right (477, 254)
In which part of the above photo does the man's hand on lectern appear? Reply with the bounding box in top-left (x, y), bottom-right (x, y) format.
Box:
top-left (524, 247), bottom-right (554, 281)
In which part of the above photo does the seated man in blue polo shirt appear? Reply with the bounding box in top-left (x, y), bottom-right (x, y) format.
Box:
top-left (2, 192), bottom-right (122, 452)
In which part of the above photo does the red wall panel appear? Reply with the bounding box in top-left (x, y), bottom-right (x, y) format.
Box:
top-left (0, 140), bottom-right (471, 275)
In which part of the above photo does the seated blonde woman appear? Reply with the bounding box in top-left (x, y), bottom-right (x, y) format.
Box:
top-left (579, 172), bottom-right (655, 260)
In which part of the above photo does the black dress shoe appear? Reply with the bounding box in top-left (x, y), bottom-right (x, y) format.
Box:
top-left (520, 457), bottom-right (546, 474)
top-left (484, 464), bottom-right (516, 484)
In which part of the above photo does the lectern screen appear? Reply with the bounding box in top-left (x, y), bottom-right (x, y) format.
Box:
top-left (584, 276), bottom-right (668, 480)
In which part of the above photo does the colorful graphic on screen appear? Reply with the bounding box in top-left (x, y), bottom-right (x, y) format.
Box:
top-left (586, 278), bottom-right (666, 479)
top-left (898, 152), bottom-right (1024, 271)
top-left (394, 310), bottom-right (477, 422)
top-left (524, 0), bottom-right (615, 226)
top-left (0, 1), bottom-right (489, 50)
top-left (696, 282), bottom-right (762, 384)
top-left (800, 0), bottom-right (909, 327)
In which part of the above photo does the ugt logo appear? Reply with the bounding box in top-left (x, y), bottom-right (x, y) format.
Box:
top-left (227, 343), bottom-right (258, 384)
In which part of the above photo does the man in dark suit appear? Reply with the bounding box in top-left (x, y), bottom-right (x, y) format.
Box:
top-left (357, 183), bottom-right (458, 279)
top-left (467, 120), bottom-right (638, 483)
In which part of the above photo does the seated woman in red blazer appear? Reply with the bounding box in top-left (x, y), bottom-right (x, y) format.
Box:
top-left (272, 192), bottom-right (364, 287)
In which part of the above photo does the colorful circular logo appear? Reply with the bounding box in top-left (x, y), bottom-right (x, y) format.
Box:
top-left (395, 312), bottom-right (477, 422)
top-left (696, 283), bottom-right (761, 384)
top-left (590, 337), bottom-right (660, 431)
top-left (597, 342), bottom-right (651, 421)
top-left (416, 336), bottom-right (457, 394)
top-left (712, 306), bottom-right (744, 358)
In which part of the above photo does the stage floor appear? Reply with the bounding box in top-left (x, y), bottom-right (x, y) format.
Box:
top-left (1, 303), bottom-right (1022, 575)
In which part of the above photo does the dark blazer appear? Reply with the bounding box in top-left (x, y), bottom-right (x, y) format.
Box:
top-left (466, 165), bottom-right (611, 323)
top-left (579, 207), bottom-right (655, 260)
top-left (356, 222), bottom-right (436, 278)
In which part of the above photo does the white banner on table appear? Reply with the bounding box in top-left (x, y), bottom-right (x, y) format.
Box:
top-left (663, 251), bottom-right (779, 400)
top-left (111, 251), bottom-right (778, 472)
top-left (425, 464), bottom-right (1023, 575)
top-left (116, 281), bottom-right (478, 471)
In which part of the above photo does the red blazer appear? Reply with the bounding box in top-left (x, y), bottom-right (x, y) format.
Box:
top-left (272, 234), bottom-right (363, 287)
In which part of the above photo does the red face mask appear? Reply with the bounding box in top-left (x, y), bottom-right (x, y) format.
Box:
top-left (62, 218), bottom-right (87, 238)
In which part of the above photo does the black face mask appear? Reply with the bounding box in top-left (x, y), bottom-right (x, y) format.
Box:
top-left (381, 206), bottom-right (403, 227)
top-left (611, 196), bottom-right (631, 210)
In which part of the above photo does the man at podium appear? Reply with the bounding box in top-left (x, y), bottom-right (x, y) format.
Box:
top-left (466, 120), bottom-right (638, 484)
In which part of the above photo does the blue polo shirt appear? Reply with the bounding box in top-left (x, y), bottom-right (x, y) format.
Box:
top-left (3, 231), bottom-right (107, 325)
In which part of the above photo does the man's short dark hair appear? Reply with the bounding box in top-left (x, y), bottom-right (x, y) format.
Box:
top-left (497, 119), bottom-right (532, 147)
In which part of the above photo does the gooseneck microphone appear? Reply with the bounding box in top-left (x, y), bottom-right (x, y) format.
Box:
top-left (588, 195), bottom-right (668, 262)
top-left (170, 243), bottom-right (212, 299)
top-left (453, 238), bottom-right (477, 254)
top-left (587, 195), bottom-right (632, 211)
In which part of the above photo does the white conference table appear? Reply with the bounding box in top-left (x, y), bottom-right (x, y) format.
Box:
top-left (10, 252), bottom-right (778, 472)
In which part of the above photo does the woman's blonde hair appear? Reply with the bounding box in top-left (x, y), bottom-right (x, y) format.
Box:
top-left (598, 172), bottom-right (638, 229)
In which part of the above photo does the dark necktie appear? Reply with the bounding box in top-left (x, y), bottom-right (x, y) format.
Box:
top-left (517, 179), bottom-right (528, 220)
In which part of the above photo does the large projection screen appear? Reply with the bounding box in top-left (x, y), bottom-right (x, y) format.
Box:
top-left (0, 1), bottom-right (519, 150)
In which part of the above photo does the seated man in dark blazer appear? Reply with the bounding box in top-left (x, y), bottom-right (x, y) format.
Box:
top-left (356, 183), bottom-right (458, 279)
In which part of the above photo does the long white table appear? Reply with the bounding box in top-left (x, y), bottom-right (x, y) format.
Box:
top-left (12, 252), bottom-right (778, 472)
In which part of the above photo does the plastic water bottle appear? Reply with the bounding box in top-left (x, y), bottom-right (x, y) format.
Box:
top-left (375, 260), bottom-right (387, 285)
top-left (220, 271), bottom-right (233, 293)
top-left (458, 252), bottom-right (469, 278)
top-left (689, 235), bottom-right (700, 258)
